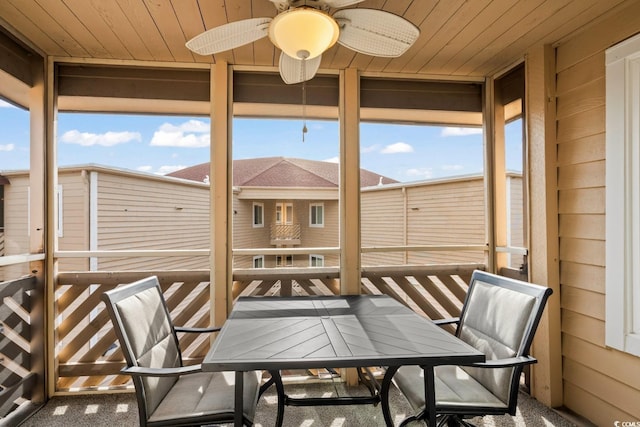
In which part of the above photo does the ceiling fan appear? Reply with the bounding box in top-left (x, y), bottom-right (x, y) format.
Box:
top-left (186, 0), bottom-right (420, 84)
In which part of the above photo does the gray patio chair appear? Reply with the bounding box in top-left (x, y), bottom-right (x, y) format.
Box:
top-left (101, 276), bottom-right (262, 427)
top-left (390, 270), bottom-right (553, 427)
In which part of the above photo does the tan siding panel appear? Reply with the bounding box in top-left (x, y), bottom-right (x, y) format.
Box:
top-left (559, 261), bottom-right (604, 294)
top-left (557, 133), bottom-right (605, 166)
top-left (559, 237), bottom-right (604, 266)
top-left (561, 310), bottom-right (604, 347)
top-left (559, 214), bottom-right (604, 240)
top-left (557, 160), bottom-right (604, 190)
top-left (561, 286), bottom-right (604, 320)
top-left (556, 106), bottom-right (604, 143)
top-left (563, 359), bottom-right (640, 421)
top-left (556, 77), bottom-right (604, 120)
top-left (563, 381), bottom-right (638, 426)
top-left (558, 188), bottom-right (604, 214)
top-left (563, 334), bottom-right (640, 390)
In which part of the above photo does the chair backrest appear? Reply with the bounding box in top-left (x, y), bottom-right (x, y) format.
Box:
top-left (102, 276), bottom-right (182, 422)
top-left (456, 270), bottom-right (552, 410)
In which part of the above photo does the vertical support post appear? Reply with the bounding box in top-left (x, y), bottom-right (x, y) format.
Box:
top-left (339, 68), bottom-right (361, 296)
top-left (483, 79), bottom-right (496, 272)
top-left (43, 57), bottom-right (57, 397)
top-left (492, 81), bottom-right (508, 271)
top-left (28, 55), bottom-right (47, 403)
top-left (339, 68), bottom-right (360, 386)
top-left (211, 61), bottom-right (233, 328)
top-left (526, 44), bottom-right (563, 407)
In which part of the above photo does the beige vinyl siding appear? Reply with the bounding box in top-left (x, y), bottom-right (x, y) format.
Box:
top-left (1, 175), bottom-right (31, 280)
top-left (57, 171), bottom-right (89, 272)
top-left (555, 2), bottom-right (640, 423)
top-left (362, 176), bottom-right (490, 266)
top-left (508, 174), bottom-right (525, 268)
top-left (361, 186), bottom-right (405, 266)
top-left (95, 172), bottom-right (210, 271)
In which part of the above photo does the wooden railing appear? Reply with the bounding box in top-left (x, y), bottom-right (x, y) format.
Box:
top-left (270, 223), bottom-right (301, 244)
top-left (0, 276), bottom-right (42, 422)
top-left (54, 263), bottom-right (484, 393)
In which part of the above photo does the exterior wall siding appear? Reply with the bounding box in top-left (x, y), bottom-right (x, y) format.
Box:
top-left (95, 171), bottom-right (210, 271)
top-left (555, 2), bottom-right (640, 424)
top-left (1, 175), bottom-right (30, 280)
top-left (361, 177), bottom-right (489, 266)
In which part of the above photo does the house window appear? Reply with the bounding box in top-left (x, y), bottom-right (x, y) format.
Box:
top-left (252, 255), bottom-right (264, 268)
top-left (253, 202), bottom-right (264, 228)
top-left (310, 203), bottom-right (324, 227)
top-left (275, 202), bottom-right (293, 225)
top-left (605, 33), bottom-right (640, 356)
top-left (276, 255), bottom-right (293, 267)
top-left (310, 254), bottom-right (324, 267)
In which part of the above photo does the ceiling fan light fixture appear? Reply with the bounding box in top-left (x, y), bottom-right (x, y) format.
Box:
top-left (269, 8), bottom-right (339, 60)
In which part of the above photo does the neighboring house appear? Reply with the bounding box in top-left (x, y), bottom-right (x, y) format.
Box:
top-left (0, 165), bottom-right (211, 279)
top-left (2, 158), bottom-right (524, 276)
top-left (169, 157), bottom-right (399, 268)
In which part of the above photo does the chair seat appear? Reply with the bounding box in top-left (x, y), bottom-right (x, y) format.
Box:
top-left (149, 370), bottom-right (262, 424)
top-left (393, 365), bottom-right (507, 412)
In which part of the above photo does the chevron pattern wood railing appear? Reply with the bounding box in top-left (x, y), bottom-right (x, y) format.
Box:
top-left (0, 276), bottom-right (38, 419)
top-left (53, 263), bottom-right (484, 392)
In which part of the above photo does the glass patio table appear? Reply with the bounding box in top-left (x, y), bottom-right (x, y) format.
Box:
top-left (202, 294), bottom-right (484, 427)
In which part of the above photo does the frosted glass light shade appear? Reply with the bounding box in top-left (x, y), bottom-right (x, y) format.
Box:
top-left (269, 8), bottom-right (339, 60)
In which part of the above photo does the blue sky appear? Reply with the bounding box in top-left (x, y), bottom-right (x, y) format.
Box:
top-left (0, 98), bottom-right (522, 182)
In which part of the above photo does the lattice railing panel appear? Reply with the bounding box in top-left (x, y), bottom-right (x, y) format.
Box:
top-left (55, 271), bottom-right (211, 392)
top-left (53, 264), bottom-right (485, 392)
top-left (0, 276), bottom-right (37, 419)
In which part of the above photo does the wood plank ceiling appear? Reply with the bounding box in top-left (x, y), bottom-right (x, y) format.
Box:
top-left (0, 0), bottom-right (631, 79)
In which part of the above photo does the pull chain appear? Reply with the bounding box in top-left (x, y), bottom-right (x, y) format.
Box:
top-left (302, 80), bottom-right (308, 143)
top-left (301, 58), bottom-right (308, 143)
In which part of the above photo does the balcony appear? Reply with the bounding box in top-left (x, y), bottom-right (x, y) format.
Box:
top-left (3, 263), bottom-right (580, 426)
top-left (270, 223), bottom-right (301, 245)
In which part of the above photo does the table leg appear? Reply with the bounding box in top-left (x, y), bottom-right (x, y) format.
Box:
top-left (235, 371), bottom-right (244, 426)
top-left (381, 366), bottom-right (399, 427)
top-left (269, 370), bottom-right (286, 427)
top-left (423, 366), bottom-right (436, 427)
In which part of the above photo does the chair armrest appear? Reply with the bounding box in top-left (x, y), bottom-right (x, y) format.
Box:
top-left (470, 355), bottom-right (537, 368)
top-left (433, 317), bottom-right (459, 326)
top-left (174, 326), bottom-right (221, 333)
top-left (122, 364), bottom-right (202, 377)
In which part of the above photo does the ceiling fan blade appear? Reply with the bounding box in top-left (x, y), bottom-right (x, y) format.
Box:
top-left (322, 0), bottom-right (365, 7)
top-left (186, 18), bottom-right (272, 55)
top-left (279, 52), bottom-right (321, 84)
top-left (334, 9), bottom-right (419, 57)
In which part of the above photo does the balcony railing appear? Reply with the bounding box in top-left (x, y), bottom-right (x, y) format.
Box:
top-left (270, 223), bottom-right (301, 245)
top-left (52, 263), bottom-right (484, 393)
top-left (0, 275), bottom-right (41, 422)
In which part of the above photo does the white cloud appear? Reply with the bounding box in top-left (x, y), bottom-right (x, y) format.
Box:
top-left (361, 144), bottom-right (381, 154)
top-left (381, 142), bottom-right (414, 154)
top-left (60, 130), bottom-right (141, 147)
top-left (156, 165), bottom-right (186, 175)
top-left (440, 127), bottom-right (483, 137)
top-left (442, 164), bottom-right (464, 171)
top-left (405, 168), bottom-right (433, 179)
top-left (324, 156), bottom-right (339, 163)
top-left (150, 120), bottom-right (210, 148)
top-left (0, 99), bottom-right (16, 108)
top-left (137, 165), bottom-right (152, 172)
top-left (0, 143), bottom-right (15, 152)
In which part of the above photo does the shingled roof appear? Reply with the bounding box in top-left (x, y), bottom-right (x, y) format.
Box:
top-left (167, 157), bottom-right (398, 188)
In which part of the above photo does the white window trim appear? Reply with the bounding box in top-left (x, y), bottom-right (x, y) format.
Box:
top-left (57, 184), bottom-right (63, 238)
top-left (252, 202), bottom-right (264, 228)
top-left (605, 33), bottom-right (640, 356)
top-left (309, 254), bottom-right (324, 267)
top-left (252, 255), bottom-right (264, 268)
top-left (309, 203), bottom-right (324, 227)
